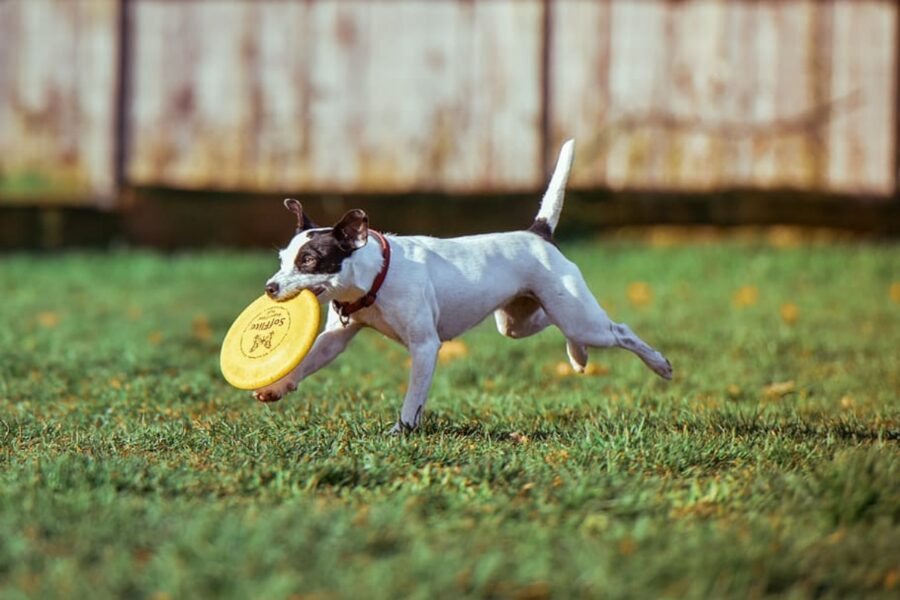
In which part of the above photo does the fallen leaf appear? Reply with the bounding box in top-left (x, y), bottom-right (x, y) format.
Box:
top-left (732, 286), bottom-right (759, 308)
top-left (584, 363), bottom-right (610, 376)
top-left (192, 314), bottom-right (213, 341)
top-left (581, 513), bottom-right (610, 533)
top-left (885, 569), bottom-right (898, 590)
top-left (618, 536), bottom-right (637, 556)
top-left (763, 380), bottom-right (795, 399)
top-left (438, 340), bottom-right (469, 364)
top-left (890, 282), bottom-right (900, 304)
top-left (37, 311), bottom-right (59, 328)
top-left (826, 528), bottom-right (846, 544)
top-left (768, 226), bottom-right (805, 248)
top-left (555, 361), bottom-right (609, 377)
top-left (627, 282), bottom-right (652, 307)
top-left (509, 432), bottom-right (529, 445)
top-left (780, 303), bottom-right (799, 325)
top-left (351, 505), bottom-right (370, 527)
top-left (515, 581), bottom-right (551, 600)
top-left (555, 362), bottom-right (574, 377)
top-left (544, 449), bottom-right (570, 465)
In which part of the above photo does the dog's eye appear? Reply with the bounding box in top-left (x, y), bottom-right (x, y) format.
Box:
top-left (301, 254), bottom-right (316, 268)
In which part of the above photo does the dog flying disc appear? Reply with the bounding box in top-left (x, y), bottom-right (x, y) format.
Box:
top-left (220, 290), bottom-right (321, 390)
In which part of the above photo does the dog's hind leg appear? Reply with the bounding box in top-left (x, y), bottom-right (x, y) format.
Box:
top-left (496, 295), bottom-right (591, 373)
top-left (536, 269), bottom-right (673, 380)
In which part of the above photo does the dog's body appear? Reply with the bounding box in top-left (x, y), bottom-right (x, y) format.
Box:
top-left (257, 141), bottom-right (672, 432)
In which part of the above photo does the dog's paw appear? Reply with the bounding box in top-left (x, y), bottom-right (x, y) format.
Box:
top-left (386, 420), bottom-right (418, 436)
top-left (655, 356), bottom-right (673, 380)
top-left (252, 379), bottom-right (297, 403)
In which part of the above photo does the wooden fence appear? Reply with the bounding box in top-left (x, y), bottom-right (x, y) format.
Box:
top-left (1, 0), bottom-right (897, 207)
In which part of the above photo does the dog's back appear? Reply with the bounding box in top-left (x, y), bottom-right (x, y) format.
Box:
top-left (379, 141), bottom-right (577, 340)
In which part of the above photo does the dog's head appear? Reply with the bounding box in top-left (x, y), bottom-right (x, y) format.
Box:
top-left (265, 199), bottom-right (369, 302)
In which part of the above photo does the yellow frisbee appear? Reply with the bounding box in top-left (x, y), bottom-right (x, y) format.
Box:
top-left (220, 290), bottom-right (321, 390)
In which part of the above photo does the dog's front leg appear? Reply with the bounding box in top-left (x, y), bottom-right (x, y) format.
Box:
top-left (391, 336), bottom-right (441, 434)
top-left (253, 320), bottom-right (362, 403)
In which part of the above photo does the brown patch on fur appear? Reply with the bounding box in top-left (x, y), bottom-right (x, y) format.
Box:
top-left (528, 218), bottom-right (556, 245)
top-left (292, 209), bottom-right (369, 275)
top-left (294, 229), bottom-right (355, 274)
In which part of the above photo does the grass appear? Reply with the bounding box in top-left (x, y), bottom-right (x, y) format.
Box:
top-left (1, 236), bottom-right (898, 599)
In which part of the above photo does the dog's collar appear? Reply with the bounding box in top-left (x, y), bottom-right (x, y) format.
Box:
top-left (333, 230), bottom-right (391, 326)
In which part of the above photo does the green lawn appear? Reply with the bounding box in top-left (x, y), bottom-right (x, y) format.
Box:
top-left (1, 237), bottom-right (898, 599)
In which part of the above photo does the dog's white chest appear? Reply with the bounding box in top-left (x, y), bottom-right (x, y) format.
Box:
top-left (353, 308), bottom-right (404, 345)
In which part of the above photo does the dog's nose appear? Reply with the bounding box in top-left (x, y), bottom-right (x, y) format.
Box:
top-left (265, 282), bottom-right (280, 298)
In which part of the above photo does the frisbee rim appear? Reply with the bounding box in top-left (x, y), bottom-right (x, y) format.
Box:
top-left (219, 290), bottom-right (321, 390)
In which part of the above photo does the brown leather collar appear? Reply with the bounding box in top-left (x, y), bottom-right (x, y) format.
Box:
top-left (333, 230), bottom-right (391, 326)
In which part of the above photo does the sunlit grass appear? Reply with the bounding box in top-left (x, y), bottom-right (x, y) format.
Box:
top-left (1, 238), bottom-right (898, 598)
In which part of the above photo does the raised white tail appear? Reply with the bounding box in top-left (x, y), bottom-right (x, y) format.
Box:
top-left (535, 139), bottom-right (575, 232)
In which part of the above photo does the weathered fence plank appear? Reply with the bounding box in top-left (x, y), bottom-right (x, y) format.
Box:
top-left (0, 0), bottom-right (119, 205)
top-left (551, 0), bottom-right (897, 196)
top-left (827, 2), bottom-right (896, 193)
top-left (1, 0), bottom-right (895, 201)
top-left (127, 0), bottom-right (544, 193)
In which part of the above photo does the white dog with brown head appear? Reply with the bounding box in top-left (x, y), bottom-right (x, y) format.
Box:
top-left (257, 140), bottom-right (672, 433)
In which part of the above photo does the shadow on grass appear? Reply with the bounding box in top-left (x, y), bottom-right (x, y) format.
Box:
top-left (412, 409), bottom-right (899, 443)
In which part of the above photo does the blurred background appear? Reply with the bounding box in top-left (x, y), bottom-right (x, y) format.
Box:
top-left (1, 0), bottom-right (899, 248)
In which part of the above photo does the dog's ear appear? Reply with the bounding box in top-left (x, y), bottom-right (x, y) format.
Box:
top-left (333, 209), bottom-right (369, 251)
top-left (283, 198), bottom-right (316, 231)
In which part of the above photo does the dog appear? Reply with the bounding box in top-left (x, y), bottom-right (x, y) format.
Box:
top-left (255, 140), bottom-right (672, 433)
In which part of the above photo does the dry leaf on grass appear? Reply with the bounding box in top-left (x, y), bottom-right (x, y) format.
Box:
top-left (37, 311), bottom-right (60, 328)
top-left (763, 380), bottom-right (796, 399)
top-left (732, 286), bottom-right (759, 308)
top-left (890, 282), bottom-right (900, 304)
top-left (780, 303), bottom-right (799, 325)
top-left (627, 282), bottom-right (652, 307)
top-left (438, 340), bottom-right (469, 364)
top-left (509, 432), bottom-right (529, 445)
top-left (554, 361), bottom-right (609, 377)
top-left (192, 314), bottom-right (213, 341)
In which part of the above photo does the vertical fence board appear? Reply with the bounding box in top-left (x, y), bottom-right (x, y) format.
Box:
top-left (548, 0), bottom-right (613, 184)
top-left (0, 0), bottom-right (895, 201)
top-left (662, 0), bottom-right (726, 189)
top-left (0, 0), bottom-right (119, 204)
top-left (551, 0), bottom-right (897, 196)
top-left (127, 0), bottom-right (543, 193)
top-left (827, 2), bottom-right (896, 193)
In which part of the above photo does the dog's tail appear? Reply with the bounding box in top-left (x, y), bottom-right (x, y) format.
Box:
top-left (533, 139), bottom-right (575, 236)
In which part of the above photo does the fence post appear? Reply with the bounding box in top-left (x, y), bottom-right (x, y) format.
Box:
top-left (539, 0), bottom-right (552, 180)
top-left (895, 2), bottom-right (900, 202)
top-left (113, 0), bottom-right (133, 198)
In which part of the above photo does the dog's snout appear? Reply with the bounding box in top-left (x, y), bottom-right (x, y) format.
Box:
top-left (265, 281), bottom-right (280, 298)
